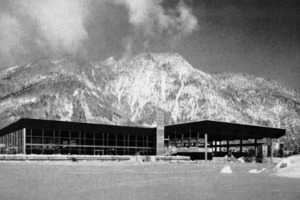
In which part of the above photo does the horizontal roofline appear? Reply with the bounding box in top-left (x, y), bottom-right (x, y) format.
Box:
top-left (17, 118), bottom-right (156, 129)
top-left (165, 119), bottom-right (285, 131)
top-left (0, 118), bottom-right (156, 136)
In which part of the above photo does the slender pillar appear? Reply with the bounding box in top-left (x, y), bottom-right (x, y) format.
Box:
top-left (68, 130), bottom-right (71, 154)
top-left (271, 139), bottom-right (273, 163)
top-left (124, 134), bottom-right (126, 155)
top-left (174, 131), bottom-right (177, 146)
top-left (42, 129), bottom-right (45, 154)
top-left (254, 139), bottom-right (257, 156)
top-left (103, 132), bottom-right (105, 146)
top-left (22, 128), bottom-right (26, 154)
top-left (227, 140), bottom-right (229, 153)
top-left (189, 129), bottom-right (191, 145)
top-left (214, 141), bottom-right (217, 152)
top-left (240, 139), bottom-right (243, 153)
top-left (204, 133), bottom-right (208, 162)
top-left (146, 135), bottom-right (148, 155)
top-left (79, 131), bottom-right (81, 155)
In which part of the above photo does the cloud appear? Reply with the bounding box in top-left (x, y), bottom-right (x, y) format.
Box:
top-left (114, 0), bottom-right (198, 48)
top-left (0, 0), bottom-right (199, 67)
top-left (20, 0), bottom-right (88, 54)
top-left (0, 14), bottom-right (24, 61)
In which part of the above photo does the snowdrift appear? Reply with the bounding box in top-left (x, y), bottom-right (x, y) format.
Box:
top-left (270, 155), bottom-right (300, 178)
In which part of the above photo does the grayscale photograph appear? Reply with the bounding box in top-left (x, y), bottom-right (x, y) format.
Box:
top-left (0, 0), bottom-right (299, 199)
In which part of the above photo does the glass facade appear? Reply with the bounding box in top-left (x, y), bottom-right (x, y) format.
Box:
top-left (165, 132), bottom-right (208, 148)
top-left (24, 128), bottom-right (156, 155)
top-left (0, 129), bottom-right (24, 154)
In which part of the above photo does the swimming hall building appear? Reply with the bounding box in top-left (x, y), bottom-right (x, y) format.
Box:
top-left (0, 113), bottom-right (285, 160)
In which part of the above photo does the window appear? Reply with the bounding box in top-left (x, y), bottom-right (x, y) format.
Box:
top-left (32, 138), bottom-right (42, 144)
top-left (54, 130), bottom-right (60, 138)
top-left (108, 133), bottom-right (116, 141)
top-left (95, 140), bottom-right (102, 145)
top-left (86, 132), bottom-right (94, 139)
top-left (32, 129), bottom-right (42, 137)
top-left (71, 131), bottom-right (79, 138)
top-left (95, 132), bottom-right (103, 140)
top-left (60, 131), bottom-right (69, 138)
top-left (86, 139), bottom-right (94, 146)
top-left (44, 130), bottom-right (53, 137)
top-left (26, 129), bottom-right (32, 137)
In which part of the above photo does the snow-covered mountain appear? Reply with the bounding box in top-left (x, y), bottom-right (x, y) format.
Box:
top-left (0, 53), bottom-right (299, 148)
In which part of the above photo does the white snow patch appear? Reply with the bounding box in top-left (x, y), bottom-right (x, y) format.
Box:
top-left (172, 79), bottom-right (185, 122)
top-left (77, 73), bottom-right (96, 89)
top-left (73, 89), bottom-right (79, 97)
top-left (4, 65), bottom-right (19, 73)
top-left (51, 60), bottom-right (62, 65)
top-left (18, 97), bottom-right (38, 104)
top-left (220, 165), bottom-right (232, 174)
top-left (270, 156), bottom-right (300, 178)
top-left (60, 100), bottom-right (73, 121)
top-left (237, 157), bottom-right (245, 163)
top-left (24, 63), bottom-right (32, 68)
top-left (81, 101), bottom-right (93, 121)
top-left (91, 69), bottom-right (96, 81)
top-left (102, 56), bottom-right (116, 66)
top-left (249, 168), bottom-right (266, 174)
top-left (91, 91), bottom-right (99, 98)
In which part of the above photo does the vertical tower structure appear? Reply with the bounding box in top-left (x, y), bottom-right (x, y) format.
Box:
top-left (156, 109), bottom-right (165, 155)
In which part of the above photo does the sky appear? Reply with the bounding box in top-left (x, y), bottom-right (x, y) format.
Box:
top-left (0, 0), bottom-right (299, 92)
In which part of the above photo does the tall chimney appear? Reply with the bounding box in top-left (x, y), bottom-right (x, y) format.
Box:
top-left (156, 109), bottom-right (165, 155)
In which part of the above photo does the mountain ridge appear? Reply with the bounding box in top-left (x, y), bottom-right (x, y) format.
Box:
top-left (0, 53), bottom-right (299, 148)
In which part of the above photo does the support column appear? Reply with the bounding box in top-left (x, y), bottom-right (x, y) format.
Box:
top-left (22, 128), bottom-right (26, 154)
top-left (42, 129), bottom-right (45, 154)
top-left (79, 131), bottom-right (81, 155)
top-left (254, 139), bottom-right (257, 156)
top-left (68, 130), bottom-right (71, 155)
top-left (240, 139), bottom-right (243, 155)
top-left (204, 133), bottom-right (208, 162)
top-left (174, 131), bottom-right (177, 146)
top-left (189, 129), bottom-right (191, 146)
top-left (271, 139), bottom-right (273, 163)
top-left (214, 141), bottom-right (217, 152)
top-left (227, 140), bottom-right (229, 153)
top-left (124, 134), bottom-right (126, 155)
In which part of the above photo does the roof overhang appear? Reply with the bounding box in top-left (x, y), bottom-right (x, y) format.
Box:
top-left (165, 120), bottom-right (285, 141)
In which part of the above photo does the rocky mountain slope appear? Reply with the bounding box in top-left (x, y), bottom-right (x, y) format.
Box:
top-left (0, 53), bottom-right (299, 148)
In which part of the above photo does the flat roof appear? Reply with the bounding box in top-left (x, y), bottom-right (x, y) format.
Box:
top-left (0, 118), bottom-right (285, 140)
top-left (165, 120), bottom-right (285, 140)
top-left (0, 118), bottom-right (156, 136)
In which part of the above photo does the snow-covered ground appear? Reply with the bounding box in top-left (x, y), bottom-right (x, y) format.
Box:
top-left (0, 162), bottom-right (299, 200)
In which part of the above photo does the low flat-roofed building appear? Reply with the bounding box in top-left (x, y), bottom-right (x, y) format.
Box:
top-left (0, 118), bottom-right (285, 160)
top-left (0, 118), bottom-right (156, 155)
top-left (165, 120), bottom-right (285, 159)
